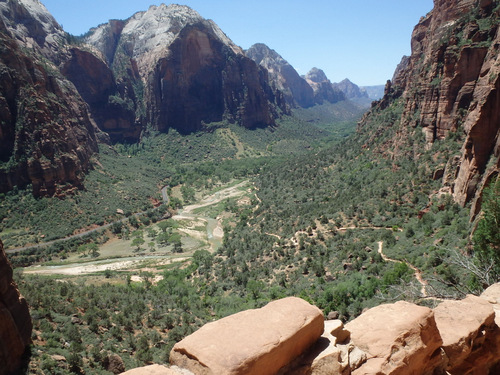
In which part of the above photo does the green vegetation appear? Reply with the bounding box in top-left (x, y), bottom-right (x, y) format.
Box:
top-left (472, 176), bottom-right (500, 286)
top-left (3, 95), bottom-right (493, 373)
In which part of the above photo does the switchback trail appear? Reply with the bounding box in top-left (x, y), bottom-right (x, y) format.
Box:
top-left (377, 241), bottom-right (428, 297)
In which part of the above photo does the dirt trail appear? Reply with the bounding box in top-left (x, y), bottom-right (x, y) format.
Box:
top-left (378, 241), bottom-right (428, 297)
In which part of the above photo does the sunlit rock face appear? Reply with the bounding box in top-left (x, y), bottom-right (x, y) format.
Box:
top-left (383, 0), bottom-right (500, 211)
top-left (246, 43), bottom-right (316, 108)
top-left (86, 4), bottom-right (285, 135)
top-left (305, 68), bottom-right (346, 105)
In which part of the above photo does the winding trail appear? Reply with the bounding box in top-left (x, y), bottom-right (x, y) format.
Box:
top-left (378, 241), bottom-right (428, 297)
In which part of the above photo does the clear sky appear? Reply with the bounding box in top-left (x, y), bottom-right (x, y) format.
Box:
top-left (41, 0), bottom-right (434, 86)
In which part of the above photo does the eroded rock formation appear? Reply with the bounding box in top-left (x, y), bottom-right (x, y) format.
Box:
top-left (246, 43), bottom-right (315, 108)
top-left (332, 78), bottom-right (368, 100)
top-left (85, 4), bottom-right (285, 135)
top-left (0, 240), bottom-right (32, 374)
top-left (0, 11), bottom-right (99, 197)
top-left (372, 0), bottom-right (500, 211)
top-left (305, 68), bottom-right (345, 105)
top-left (170, 297), bottom-right (324, 375)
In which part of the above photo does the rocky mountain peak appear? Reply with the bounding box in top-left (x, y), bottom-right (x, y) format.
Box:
top-left (86, 3), bottom-right (242, 80)
top-left (305, 67), bottom-right (329, 83)
top-left (0, 0), bottom-right (66, 62)
top-left (246, 43), bottom-right (315, 108)
top-left (246, 43), bottom-right (287, 66)
top-left (333, 78), bottom-right (369, 99)
top-left (304, 67), bottom-right (345, 104)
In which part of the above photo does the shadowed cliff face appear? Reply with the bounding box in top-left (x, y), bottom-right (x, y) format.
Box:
top-left (61, 48), bottom-right (140, 142)
top-left (0, 240), bottom-right (32, 374)
top-left (0, 19), bottom-right (99, 197)
top-left (87, 4), bottom-right (285, 136)
top-left (148, 25), bottom-right (279, 134)
top-left (366, 0), bottom-right (500, 212)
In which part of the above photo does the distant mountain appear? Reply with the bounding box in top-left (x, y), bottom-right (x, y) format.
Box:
top-left (246, 43), bottom-right (315, 108)
top-left (0, 1), bottom-right (287, 195)
top-left (83, 4), bottom-right (286, 136)
top-left (360, 85), bottom-right (385, 100)
top-left (332, 78), bottom-right (368, 99)
top-left (304, 67), bottom-right (345, 104)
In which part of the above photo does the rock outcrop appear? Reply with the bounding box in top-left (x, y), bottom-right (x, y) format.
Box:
top-left (0, 240), bottom-right (32, 374)
top-left (346, 301), bottom-right (443, 374)
top-left (246, 43), bottom-right (315, 108)
top-left (85, 4), bottom-right (285, 135)
top-left (121, 364), bottom-right (190, 375)
top-left (369, 0), bottom-right (500, 211)
top-left (61, 47), bottom-right (140, 142)
top-left (0, 9), bottom-right (99, 197)
top-left (169, 297), bottom-right (324, 375)
top-left (125, 287), bottom-right (500, 374)
top-left (305, 68), bottom-right (345, 105)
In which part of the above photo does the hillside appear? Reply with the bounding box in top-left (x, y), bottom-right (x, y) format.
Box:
top-left (1, 0), bottom-right (500, 374)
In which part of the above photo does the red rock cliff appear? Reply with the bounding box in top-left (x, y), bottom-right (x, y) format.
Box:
top-left (0, 240), bottom-right (32, 374)
top-left (0, 17), bottom-right (99, 197)
top-left (372, 0), bottom-right (500, 212)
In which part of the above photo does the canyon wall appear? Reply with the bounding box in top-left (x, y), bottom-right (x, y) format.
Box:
top-left (0, 240), bottom-right (32, 374)
top-left (373, 0), bottom-right (500, 211)
top-left (0, 8), bottom-right (99, 197)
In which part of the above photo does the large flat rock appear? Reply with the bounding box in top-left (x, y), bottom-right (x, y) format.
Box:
top-left (121, 364), bottom-right (190, 375)
top-left (170, 297), bottom-right (324, 375)
top-left (346, 301), bottom-right (443, 374)
top-left (434, 294), bottom-right (499, 373)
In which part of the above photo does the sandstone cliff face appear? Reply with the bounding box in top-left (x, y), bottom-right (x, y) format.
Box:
top-left (0, 240), bottom-right (32, 374)
top-left (0, 0), bottom-right (67, 64)
top-left (305, 68), bottom-right (346, 104)
top-left (246, 43), bottom-right (315, 108)
top-left (0, 15), bottom-right (99, 196)
top-left (86, 4), bottom-right (285, 134)
top-left (61, 47), bottom-right (140, 142)
top-left (380, 0), bottom-right (500, 209)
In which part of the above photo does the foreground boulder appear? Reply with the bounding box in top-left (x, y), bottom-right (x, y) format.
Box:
top-left (170, 297), bottom-right (323, 375)
top-left (435, 294), bottom-right (500, 374)
top-left (0, 240), bottom-right (32, 374)
top-left (345, 301), bottom-right (443, 374)
top-left (121, 364), bottom-right (189, 375)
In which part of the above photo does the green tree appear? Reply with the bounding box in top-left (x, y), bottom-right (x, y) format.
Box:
top-left (473, 177), bottom-right (500, 280)
top-left (88, 243), bottom-right (100, 258)
top-left (131, 237), bottom-right (145, 251)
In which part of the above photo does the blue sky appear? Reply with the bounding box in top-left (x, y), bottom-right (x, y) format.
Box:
top-left (41, 0), bottom-right (434, 86)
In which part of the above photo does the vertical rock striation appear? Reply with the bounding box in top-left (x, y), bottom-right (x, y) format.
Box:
top-left (363, 0), bottom-right (500, 212)
top-left (85, 4), bottom-right (286, 136)
top-left (246, 43), bottom-right (316, 108)
top-left (0, 13), bottom-right (99, 197)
